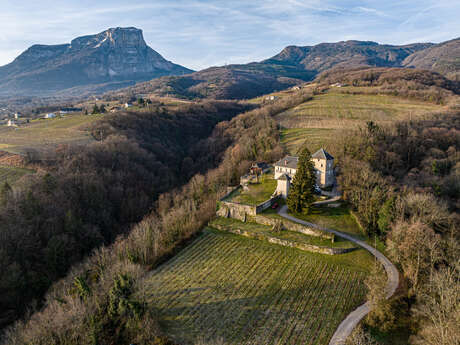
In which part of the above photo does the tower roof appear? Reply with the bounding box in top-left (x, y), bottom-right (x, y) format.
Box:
top-left (312, 148), bottom-right (334, 160)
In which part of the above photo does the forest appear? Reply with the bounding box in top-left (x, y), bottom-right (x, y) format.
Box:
top-left (0, 100), bottom-right (252, 329)
top-left (0, 91), bottom-right (313, 344)
top-left (336, 113), bottom-right (459, 344)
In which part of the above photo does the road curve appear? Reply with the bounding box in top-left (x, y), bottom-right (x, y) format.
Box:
top-left (277, 205), bottom-right (399, 345)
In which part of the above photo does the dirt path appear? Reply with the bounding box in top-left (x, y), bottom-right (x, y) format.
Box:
top-left (277, 205), bottom-right (399, 345)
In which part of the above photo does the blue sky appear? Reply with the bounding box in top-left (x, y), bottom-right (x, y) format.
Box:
top-left (0, 0), bottom-right (459, 70)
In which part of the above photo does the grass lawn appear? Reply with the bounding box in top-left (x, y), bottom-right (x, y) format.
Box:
top-left (0, 165), bottom-right (34, 185)
top-left (0, 114), bottom-right (103, 154)
top-left (224, 175), bottom-right (276, 205)
top-left (293, 203), bottom-right (363, 237)
top-left (144, 229), bottom-right (372, 345)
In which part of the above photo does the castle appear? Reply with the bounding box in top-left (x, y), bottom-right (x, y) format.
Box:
top-left (274, 149), bottom-right (334, 198)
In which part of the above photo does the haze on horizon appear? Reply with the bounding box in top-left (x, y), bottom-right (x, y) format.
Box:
top-left (0, 0), bottom-right (459, 71)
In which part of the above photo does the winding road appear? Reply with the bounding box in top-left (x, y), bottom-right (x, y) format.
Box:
top-left (277, 205), bottom-right (399, 345)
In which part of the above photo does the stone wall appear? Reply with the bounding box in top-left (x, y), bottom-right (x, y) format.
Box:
top-left (253, 215), bottom-right (335, 241)
top-left (217, 201), bottom-right (257, 221)
top-left (256, 196), bottom-right (277, 213)
top-left (212, 224), bottom-right (353, 255)
top-left (217, 189), bottom-right (277, 222)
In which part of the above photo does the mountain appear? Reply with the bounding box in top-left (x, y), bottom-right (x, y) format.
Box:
top-left (112, 40), bottom-right (436, 100)
top-left (0, 27), bottom-right (193, 97)
top-left (108, 65), bottom-right (309, 100)
top-left (402, 37), bottom-right (460, 80)
top-left (263, 40), bottom-right (433, 73)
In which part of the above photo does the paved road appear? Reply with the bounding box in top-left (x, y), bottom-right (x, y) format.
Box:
top-left (277, 205), bottom-right (399, 345)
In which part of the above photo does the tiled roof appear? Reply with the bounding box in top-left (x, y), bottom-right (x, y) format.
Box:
top-left (312, 148), bottom-right (334, 160)
top-left (274, 155), bottom-right (298, 169)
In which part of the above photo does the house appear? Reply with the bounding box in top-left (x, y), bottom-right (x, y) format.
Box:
top-left (14, 112), bottom-right (20, 119)
top-left (45, 113), bottom-right (56, 119)
top-left (250, 162), bottom-right (270, 175)
top-left (264, 95), bottom-right (278, 101)
top-left (274, 156), bottom-right (298, 179)
top-left (7, 119), bottom-right (15, 127)
top-left (275, 173), bottom-right (291, 198)
top-left (273, 149), bottom-right (334, 198)
top-left (124, 103), bottom-right (133, 108)
top-left (311, 148), bottom-right (334, 187)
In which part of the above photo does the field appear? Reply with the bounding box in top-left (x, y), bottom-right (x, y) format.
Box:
top-left (0, 114), bottom-right (103, 154)
top-left (277, 88), bottom-right (445, 154)
top-left (223, 175), bottom-right (276, 205)
top-left (144, 229), bottom-right (372, 345)
top-left (0, 165), bottom-right (34, 185)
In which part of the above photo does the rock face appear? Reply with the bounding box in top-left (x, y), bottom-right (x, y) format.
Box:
top-left (0, 27), bottom-right (193, 96)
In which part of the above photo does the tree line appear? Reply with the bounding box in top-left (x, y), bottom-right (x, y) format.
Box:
top-left (335, 113), bottom-right (459, 344)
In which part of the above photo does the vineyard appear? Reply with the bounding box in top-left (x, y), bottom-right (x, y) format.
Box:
top-left (145, 229), bottom-right (370, 345)
top-left (276, 88), bottom-right (445, 154)
top-left (0, 165), bottom-right (33, 185)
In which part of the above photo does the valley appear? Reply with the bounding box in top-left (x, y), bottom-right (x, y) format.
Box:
top-left (0, 22), bottom-right (458, 345)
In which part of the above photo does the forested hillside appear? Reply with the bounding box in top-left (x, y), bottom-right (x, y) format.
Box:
top-left (0, 100), bottom-right (252, 329)
top-left (336, 114), bottom-right (459, 344)
top-left (1, 91), bottom-right (313, 344)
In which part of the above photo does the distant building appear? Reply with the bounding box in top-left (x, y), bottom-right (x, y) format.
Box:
top-left (7, 119), bottom-right (15, 127)
top-left (265, 95), bottom-right (278, 101)
top-left (124, 103), bottom-right (133, 108)
top-left (273, 149), bottom-right (334, 198)
top-left (292, 85), bottom-right (301, 90)
top-left (14, 112), bottom-right (20, 119)
top-left (45, 113), bottom-right (56, 119)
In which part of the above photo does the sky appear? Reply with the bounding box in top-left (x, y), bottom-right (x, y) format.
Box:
top-left (0, 0), bottom-right (459, 70)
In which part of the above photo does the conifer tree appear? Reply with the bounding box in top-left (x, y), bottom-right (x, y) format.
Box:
top-left (92, 104), bottom-right (99, 114)
top-left (286, 146), bottom-right (316, 214)
top-left (0, 181), bottom-right (12, 206)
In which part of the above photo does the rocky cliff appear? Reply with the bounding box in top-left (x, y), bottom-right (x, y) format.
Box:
top-left (0, 27), bottom-right (193, 96)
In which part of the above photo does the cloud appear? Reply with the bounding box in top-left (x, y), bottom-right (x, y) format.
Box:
top-left (0, 0), bottom-right (459, 70)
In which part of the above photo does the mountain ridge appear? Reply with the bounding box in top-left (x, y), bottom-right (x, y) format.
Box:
top-left (112, 38), bottom-right (458, 100)
top-left (0, 27), bottom-right (193, 97)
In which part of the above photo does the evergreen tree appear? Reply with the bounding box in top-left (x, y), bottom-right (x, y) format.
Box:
top-left (0, 181), bottom-right (12, 206)
top-left (286, 146), bottom-right (316, 214)
top-left (92, 104), bottom-right (99, 114)
top-left (99, 104), bottom-right (106, 114)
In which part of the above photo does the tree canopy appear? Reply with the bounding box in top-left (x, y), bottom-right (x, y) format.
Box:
top-left (286, 146), bottom-right (316, 214)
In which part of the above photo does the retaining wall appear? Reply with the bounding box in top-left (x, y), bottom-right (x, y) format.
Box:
top-left (253, 215), bottom-right (335, 241)
top-left (212, 224), bottom-right (353, 255)
top-left (217, 192), bottom-right (278, 222)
